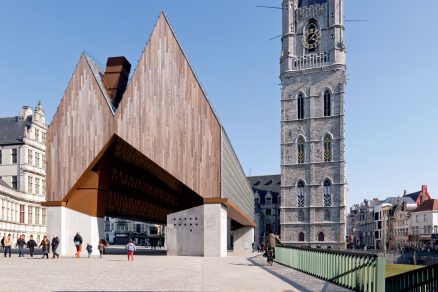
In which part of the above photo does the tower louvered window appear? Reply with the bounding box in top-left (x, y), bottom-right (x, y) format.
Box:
top-left (297, 180), bottom-right (305, 207)
top-left (297, 137), bottom-right (305, 164)
top-left (323, 179), bottom-right (332, 207)
top-left (324, 134), bottom-right (332, 162)
top-left (324, 90), bottom-right (331, 117)
top-left (297, 93), bottom-right (304, 120)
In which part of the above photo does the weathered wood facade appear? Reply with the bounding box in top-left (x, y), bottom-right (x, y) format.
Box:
top-left (45, 13), bottom-right (254, 227)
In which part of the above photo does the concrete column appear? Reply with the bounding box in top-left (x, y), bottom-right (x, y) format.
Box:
top-left (233, 226), bottom-right (254, 253)
top-left (166, 204), bottom-right (227, 257)
top-left (46, 206), bottom-right (104, 256)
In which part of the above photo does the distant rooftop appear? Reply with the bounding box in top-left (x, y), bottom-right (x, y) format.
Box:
top-left (412, 199), bottom-right (438, 213)
top-left (0, 116), bottom-right (30, 145)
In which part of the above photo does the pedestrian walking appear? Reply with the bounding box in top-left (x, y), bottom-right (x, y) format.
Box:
top-left (98, 240), bottom-right (106, 258)
top-left (51, 236), bottom-right (60, 258)
top-left (27, 235), bottom-right (37, 257)
top-left (126, 240), bottom-right (136, 261)
top-left (73, 232), bottom-right (83, 258)
top-left (39, 235), bottom-right (50, 259)
top-left (16, 234), bottom-right (26, 257)
top-left (4, 234), bottom-right (12, 257)
top-left (1, 233), bottom-right (5, 249)
top-left (86, 243), bottom-right (93, 258)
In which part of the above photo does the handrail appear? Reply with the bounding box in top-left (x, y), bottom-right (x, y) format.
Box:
top-left (275, 245), bottom-right (385, 292)
top-left (386, 262), bottom-right (438, 291)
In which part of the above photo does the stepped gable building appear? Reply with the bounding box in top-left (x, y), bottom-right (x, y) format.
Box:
top-left (44, 13), bottom-right (254, 257)
top-left (280, 0), bottom-right (347, 248)
top-left (0, 102), bottom-right (47, 195)
top-left (0, 103), bottom-right (47, 241)
top-left (248, 175), bottom-right (281, 244)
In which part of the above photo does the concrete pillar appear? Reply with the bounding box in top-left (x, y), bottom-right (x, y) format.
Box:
top-left (166, 204), bottom-right (227, 257)
top-left (46, 206), bottom-right (104, 256)
top-left (233, 226), bottom-right (254, 253)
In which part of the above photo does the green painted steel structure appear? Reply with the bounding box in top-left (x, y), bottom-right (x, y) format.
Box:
top-left (274, 246), bottom-right (385, 292)
top-left (386, 262), bottom-right (438, 291)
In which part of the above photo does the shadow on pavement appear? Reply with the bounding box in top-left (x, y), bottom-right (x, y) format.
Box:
top-left (247, 255), bottom-right (313, 292)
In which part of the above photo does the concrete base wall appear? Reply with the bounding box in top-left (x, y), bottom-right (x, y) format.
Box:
top-left (167, 204), bottom-right (227, 257)
top-left (47, 206), bottom-right (104, 256)
top-left (233, 227), bottom-right (254, 253)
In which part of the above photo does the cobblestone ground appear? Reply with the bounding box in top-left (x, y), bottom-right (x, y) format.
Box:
top-left (1, 248), bottom-right (350, 292)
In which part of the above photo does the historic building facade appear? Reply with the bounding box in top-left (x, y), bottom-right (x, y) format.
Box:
top-left (280, 0), bottom-right (347, 248)
top-left (249, 175), bottom-right (281, 244)
top-left (0, 103), bottom-right (47, 241)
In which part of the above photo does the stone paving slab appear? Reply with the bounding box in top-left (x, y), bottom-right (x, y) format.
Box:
top-left (0, 249), bottom-right (350, 292)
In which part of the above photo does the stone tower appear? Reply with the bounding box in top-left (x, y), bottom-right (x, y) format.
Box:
top-left (280, 0), bottom-right (346, 248)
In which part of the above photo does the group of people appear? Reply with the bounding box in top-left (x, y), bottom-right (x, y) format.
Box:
top-left (0, 233), bottom-right (60, 258)
top-left (0, 231), bottom-right (135, 260)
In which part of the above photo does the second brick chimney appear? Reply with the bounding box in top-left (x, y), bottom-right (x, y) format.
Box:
top-left (102, 56), bottom-right (131, 109)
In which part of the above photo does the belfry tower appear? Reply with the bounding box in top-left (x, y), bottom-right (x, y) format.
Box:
top-left (280, 0), bottom-right (346, 248)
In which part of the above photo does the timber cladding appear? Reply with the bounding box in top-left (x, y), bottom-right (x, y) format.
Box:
top-left (46, 14), bottom-right (221, 203)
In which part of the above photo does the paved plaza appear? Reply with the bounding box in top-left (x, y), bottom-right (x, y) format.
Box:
top-left (2, 248), bottom-right (349, 292)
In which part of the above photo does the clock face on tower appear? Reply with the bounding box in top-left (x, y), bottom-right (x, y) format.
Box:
top-left (302, 27), bottom-right (321, 50)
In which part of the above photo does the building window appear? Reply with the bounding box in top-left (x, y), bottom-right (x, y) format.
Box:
top-left (324, 134), bottom-right (332, 162)
top-left (35, 178), bottom-right (40, 195)
top-left (12, 149), bottom-right (17, 164)
top-left (266, 209), bottom-right (271, 216)
top-left (35, 153), bottom-right (40, 168)
top-left (318, 232), bottom-right (325, 242)
top-left (265, 223), bottom-right (272, 233)
top-left (323, 179), bottom-right (332, 207)
top-left (297, 136), bottom-right (305, 164)
top-left (19, 205), bottom-right (25, 224)
top-left (35, 129), bottom-right (40, 142)
top-left (324, 90), bottom-right (331, 117)
top-left (42, 180), bottom-right (46, 195)
top-left (299, 232), bottom-right (305, 242)
top-left (28, 206), bottom-right (33, 224)
top-left (0, 150), bottom-right (2, 164)
top-left (255, 197), bottom-right (260, 204)
top-left (12, 176), bottom-right (17, 190)
top-left (28, 176), bottom-right (33, 194)
top-left (298, 210), bottom-right (304, 222)
top-left (266, 196), bottom-right (272, 204)
top-left (35, 207), bottom-right (40, 225)
top-left (42, 132), bottom-right (46, 144)
top-left (297, 93), bottom-right (304, 120)
top-left (42, 209), bottom-right (46, 225)
top-left (324, 209), bottom-right (331, 221)
top-left (28, 149), bottom-right (33, 165)
top-left (297, 180), bottom-right (305, 207)
top-left (42, 155), bottom-right (46, 170)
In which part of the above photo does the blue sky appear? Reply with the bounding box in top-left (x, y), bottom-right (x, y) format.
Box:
top-left (0, 1), bottom-right (436, 207)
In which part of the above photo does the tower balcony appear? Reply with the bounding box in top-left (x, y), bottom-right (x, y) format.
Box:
top-left (282, 52), bottom-right (331, 73)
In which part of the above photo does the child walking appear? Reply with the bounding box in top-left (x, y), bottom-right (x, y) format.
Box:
top-left (86, 243), bottom-right (93, 258)
top-left (126, 240), bottom-right (136, 261)
top-left (98, 240), bottom-right (106, 258)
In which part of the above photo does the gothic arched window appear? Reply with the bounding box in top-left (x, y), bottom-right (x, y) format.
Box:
top-left (318, 232), bottom-right (325, 242)
top-left (324, 179), bottom-right (332, 207)
top-left (297, 180), bottom-right (305, 207)
top-left (324, 134), bottom-right (332, 162)
top-left (324, 209), bottom-right (331, 221)
top-left (297, 93), bottom-right (304, 120)
top-left (297, 136), bottom-right (305, 164)
top-left (324, 90), bottom-right (331, 117)
top-left (299, 232), bottom-right (305, 242)
top-left (298, 210), bottom-right (304, 222)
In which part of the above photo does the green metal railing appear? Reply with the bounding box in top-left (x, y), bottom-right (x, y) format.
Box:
top-left (386, 262), bottom-right (438, 291)
top-left (274, 245), bottom-right (385, 292)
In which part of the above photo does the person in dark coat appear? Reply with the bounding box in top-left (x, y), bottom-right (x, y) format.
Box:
top-left (73, 232), bottom-right (83, 257)
top-left (1, 233), bottom-right (5, 249)
top-left (39, 235), bottom-right (50, 259)
top-left (51, 236), bottom-right (60, 258)
top-left (16, 234), bottom-right (26, 257)
top-left (27, 235), bottom-right (37, 257)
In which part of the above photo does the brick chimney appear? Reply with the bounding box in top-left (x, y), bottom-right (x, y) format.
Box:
top-left (102, 56), bottom-right (131, 108)
top-left (422, 185), bottom-right (428, 193)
